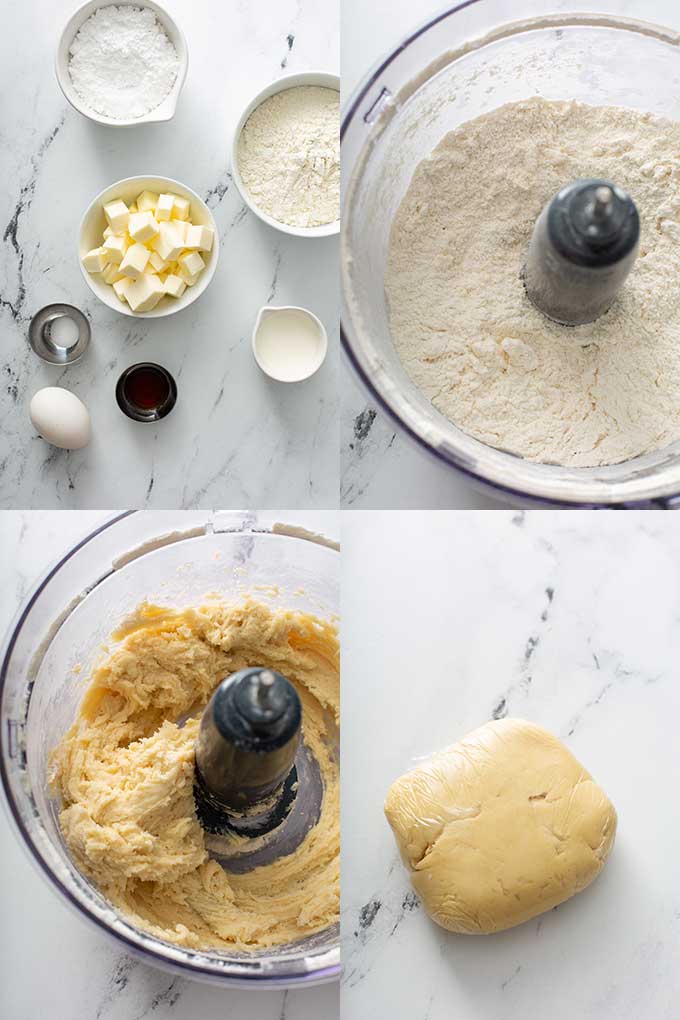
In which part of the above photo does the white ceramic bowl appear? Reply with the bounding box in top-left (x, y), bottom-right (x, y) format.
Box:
top-left (252, 305), bottom-right (328, 382)
top-left (231, 71), bottom-right (340, 238)
top-left (78, 175), bottom-right (219, 318)
top-left (56, 0), bottom-right (188, 126)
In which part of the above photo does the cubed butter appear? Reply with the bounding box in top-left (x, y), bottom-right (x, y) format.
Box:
top-left (172, 196), bottom-right (191, 220)
top-left (148, 251), bottom-right (168, 273)
top-left (155, 193), bottom-right (175, 221)
top-left (103, 199), bottom-right (129, 236)
top-left (151, 221), bottom-right (185, 262)
top-left (82, 247), bottom-right (109, 273)
top-left (112, 277), bottom-right (131, 302)
top-left (128, 204), bottom-right (138, 214)
top-left (129, 211), bottom-right (160, 244)
top-left (178, 250), bottom-right (205, 277)
top-left (184, 223), bottom-right (214, 252)
top-left (102, 263), bottom-right (126, 285)
top-left (103, 226), bottom-right (113, 239)
top-left (164, 273), bottom-right (187, 298)
top-left (120, 242), bottom-right (151, 280)
top-left (174, 219), bottom-right (189, 243)
top-left (103, 234), bottom-right (129, 264)
top-left (125, 273), bottom-right (165, 312)
top-left (178, 263), bottom-right (200, 286)
top-left (137, 190), bottom-right (159, 213)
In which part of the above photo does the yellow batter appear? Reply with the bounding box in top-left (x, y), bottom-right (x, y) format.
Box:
top-left (50, 598), bottom-right (339, 952)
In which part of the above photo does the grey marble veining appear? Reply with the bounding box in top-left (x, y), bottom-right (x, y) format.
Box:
top-left (0, 0), bottom-right (339, 509)
top-left (0, 510), bottom-right (339, 1019)
top-left (341, 511), bottom-right (680, 1019)
top-left (341, 370), bottom-right (506, 508)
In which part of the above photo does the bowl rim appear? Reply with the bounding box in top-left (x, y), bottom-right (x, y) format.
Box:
top-left (0, 512), bottom-right (341, 987)
top-left (78, 174), bottom-right (220, 318)
top-left (55, 0), bottom-right (188, 127)
top-left (231, 70), bottom-right (340, 239)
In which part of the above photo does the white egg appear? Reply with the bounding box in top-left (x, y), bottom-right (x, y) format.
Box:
top-left (29, 387), bottom-right (91, 450)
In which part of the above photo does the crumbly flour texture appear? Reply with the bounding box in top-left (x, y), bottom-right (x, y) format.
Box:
top-left (238, 86), bottom-right (340, 228)
top-left (386, 98), bottom-right (680, 466)
top-left (50, 599), bottom-right (339, 952)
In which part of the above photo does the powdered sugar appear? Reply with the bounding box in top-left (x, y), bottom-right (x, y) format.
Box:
top-left (386, 98), bottom-right (680, 467)
top-left (238, 86), bottom-right (340, 228)
top-left (68, 5), bottom-right (179, 120)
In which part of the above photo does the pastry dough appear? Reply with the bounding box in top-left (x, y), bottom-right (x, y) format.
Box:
top-left (384, 718), bottom-right (616, 934)
top-left (50, 599), bottom-right (339, 951)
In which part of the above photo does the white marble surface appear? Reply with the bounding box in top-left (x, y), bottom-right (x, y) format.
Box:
top-left (0, 0), bottom-right (339, 509)
top-left (340, 0), bottom-right (680, 508)
top-left (341, 510), bottom-right (680, 1018)
top-left (0, 510), bottom-right (339, 1019)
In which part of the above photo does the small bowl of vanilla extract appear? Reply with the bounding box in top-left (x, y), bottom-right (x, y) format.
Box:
top-left (116, 363), bottom-right (177, 422)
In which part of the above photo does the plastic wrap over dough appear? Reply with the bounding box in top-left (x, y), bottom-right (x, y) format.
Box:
top-left (384, 718), bottom-right (616, 934)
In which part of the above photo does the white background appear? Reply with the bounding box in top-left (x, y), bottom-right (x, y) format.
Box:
top-left (342, 510), bottom-right (680, 1018)
top-left (0, 510), bottom-right (338, 1020)
top-left (0, 0), bottom-right (339, 509)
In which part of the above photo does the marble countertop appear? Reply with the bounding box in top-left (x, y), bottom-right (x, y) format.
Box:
top-left (0, 0), bottom-right (339, 509)
top-left (341, 510), bottom-right (680, 1018)
top-left (0, 510), bottom-right (339, 1019)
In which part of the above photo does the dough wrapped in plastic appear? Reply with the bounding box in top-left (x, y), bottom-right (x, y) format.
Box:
top-left (384, 718), bottom-right (616, 934)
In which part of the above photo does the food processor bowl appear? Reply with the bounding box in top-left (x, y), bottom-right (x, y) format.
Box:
top-left (0, 511), bottom-right (339, 988)
top-left (341, 0), bottom-right (680, 507)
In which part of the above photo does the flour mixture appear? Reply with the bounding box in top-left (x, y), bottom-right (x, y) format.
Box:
top-left (238, 86), bottom-right (340, 227)
top-left (386, 98), bottom-right (680, 466)
top-left (50, 599), bottom-right (339, 951)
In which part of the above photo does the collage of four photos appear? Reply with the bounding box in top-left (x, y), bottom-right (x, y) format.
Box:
top-left (2, 1), bottom-right (680, 1019)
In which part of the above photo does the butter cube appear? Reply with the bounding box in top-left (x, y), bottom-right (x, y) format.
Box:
top-left (129, 211), bottom-right (160, 244)
top-left (174, 219), bottom-right (189, 243)
top-left (164, 273), bottom-right (187, 298)
top-left (178, 263), bottom-right (200, 286)
top-left (103, 199), bottom-right (129, 236)
top-left (178, 250), bottom-right (205, 277)
top-left (151, 221), bottom-right (185, 262)
top-left (155, 193), bottom-right (175, 221)
top-left (82, 247), bottom-right (109, 273)
top-left (172, 196), bottom-right (191, 220)
top-left (103, 234), bottom-right (129, 264)
top-left (148, 251), bottom-right (168, 273)
top-left (120, 242), bottom-right (151, 280)
top-left (102, 263), bottom-right (126, 285)
top-left (112, 277), bottom-right (131, 302)
top-left (103, 225), bottom-right (113, 239)
top-left (137, 190), bottom-right (159, 213)
top-left (183, 223), bottom-right (214, 252)
top-left (125, 272), bottom-right (165, 312)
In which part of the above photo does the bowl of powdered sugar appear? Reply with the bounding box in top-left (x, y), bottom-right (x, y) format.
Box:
top-left (232, 71), bottom-right (340, 237)
top-left (56, 1), bottom-right (187, 125)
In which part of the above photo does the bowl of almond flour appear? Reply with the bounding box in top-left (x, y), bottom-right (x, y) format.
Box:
top-left (232, 71), bottom-right (340, 237)
top-left (56, 1), bottom-right (187, 125)
top-left (342, 0), bottom-right (680, 507)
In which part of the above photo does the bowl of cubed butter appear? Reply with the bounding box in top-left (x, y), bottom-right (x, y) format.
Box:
top-left (79, 175), bottom-right (219, 316)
